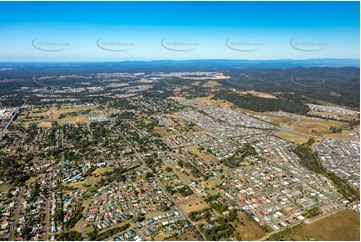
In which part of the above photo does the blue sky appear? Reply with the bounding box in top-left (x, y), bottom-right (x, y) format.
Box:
top-left (0, 1), bottom-right (359, 61)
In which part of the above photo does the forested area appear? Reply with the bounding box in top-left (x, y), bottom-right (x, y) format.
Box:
top-left (213, 92), bottom-right (310, 114)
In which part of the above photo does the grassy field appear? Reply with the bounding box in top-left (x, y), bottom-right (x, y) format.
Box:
top-left (16, 105), bottom-right (100, 127)
top-left (38, 121), bottom-right (53, 128)
top-left (274, 131), bottom-right (312, 144)
top-left (64, 174), bottom-right (102, 190)
top-left (172, 167), bottom-right (192, 185)
top-left (270, 116), bottom-right (296, 127)
top-left (47, 105), bottom-right (99, 124)
top-left (235, 214), bottom-right (265, 241)
top-left (324, 131), bottom-right (359, 141)
top-left (292, 117), bottom-right (349, 136)
top-left (186, 145), bottom-right (216, 163)
top-left (202, 81), bottom-right (222, 88)
top-left (17, 107), bottom-right (51, 127)
top-left (177, 197), bottom-right (209, 214)
top-left (25, 174), bottom-right (46, 185)
top-left (154, 127), bottom-right (174, 137)
top-left (269, 209), bottom-right (360, 241)
top-left (92, 167), bottom-right (113, 176)
top-left (144, 210), bottom-right (165, 219)
top-left (195, 94), bottom-right (234, 109)
top-left (166, 227), bottom-right (200, 241)
top-left (0, 183), bottom-right (12, 192)
top-left (72, 199), bottom-right (92, 233)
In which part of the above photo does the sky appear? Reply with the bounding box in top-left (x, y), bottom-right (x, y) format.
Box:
top-left (0, 1), bottom-right (359, 62)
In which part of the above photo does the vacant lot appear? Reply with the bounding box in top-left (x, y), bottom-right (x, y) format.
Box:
top-left (269, 209), bottom-right (360, 241)
top-left (166, 227), bottom-right (200, 241)
top-left (177, 197), bottom-right (209, 214)
top-left (292, 117), bottom-right (348, 136)
top-left (235, 214), bottom-right (265, 241)
top-left (236, 90), bottom-right (278, 99)
top-left (154, 126), bottom-right (174, 137)
top-left (270, 116), bottom-right (296, 127)
top-left (274, 131), bottom-right (312, 144)
top-left (324, 131), bottom-right (359, 141)
top-left (172, 167), bottom-right (192, 185)
top-left (187, 145), bottom-right (216, 162)
top-left (196, 94), bottom-right (235, 109)
top-left (38, 121), bottom-right (53, 128)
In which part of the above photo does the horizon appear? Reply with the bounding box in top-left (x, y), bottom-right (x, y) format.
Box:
top-left (0, 58), bottom-right (360, 63)
top-left (0, 1), bottom-right (359, 62)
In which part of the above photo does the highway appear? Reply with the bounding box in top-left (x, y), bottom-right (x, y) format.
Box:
top-left (0, 108), bottom-right (19, 139)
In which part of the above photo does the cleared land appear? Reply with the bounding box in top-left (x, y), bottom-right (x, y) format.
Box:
top-left (177, 197), bottom-right (209, 214)
top-left (202, 81), bottom-right (222, 88)
top-left (235, 214), bottom-right (265, 241)
top-left (186, 145), bottom-right (217, 163)
top-left (269, 209), bottom-right (360, 241)
top-left (38, 121), bottom-right (53, 128)
top-left (195, 94), bottom-right (235, 109)
top-left (270, 116), bottom-right (296, 127)
top-left (292, 117), bottom-right (349, 136)
top-left (274, 131), bottom-right (312, 144)
top-left (236, 90), bottom-right (278, 99)
top-left (154, 127), bottom-right (174, 137)
top-left (166, 227), bottom-right (200, 241)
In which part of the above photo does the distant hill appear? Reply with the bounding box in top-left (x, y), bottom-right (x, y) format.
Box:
top-left (0, 59), bottom-right (359, 76)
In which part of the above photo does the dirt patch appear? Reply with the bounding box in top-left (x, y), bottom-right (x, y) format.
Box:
top-left (236, 90), bottom-right (278, 99)
top-left (213, 74), bottom-right (230, 79)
